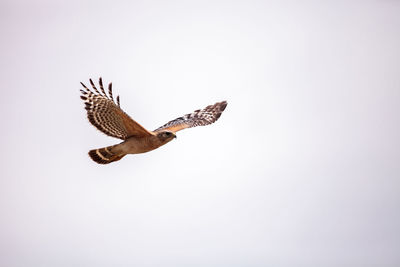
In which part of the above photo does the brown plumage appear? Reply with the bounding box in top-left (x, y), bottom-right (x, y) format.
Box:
top-left (80, 78), bottom-right (227, 164)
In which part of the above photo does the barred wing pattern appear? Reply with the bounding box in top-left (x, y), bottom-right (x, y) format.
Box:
top-left (80, 78), bottom-right (153, 139)
top-left (154, 101), bottom-right (227, 133)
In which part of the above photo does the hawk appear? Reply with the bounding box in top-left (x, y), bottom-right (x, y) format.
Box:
top-left (80, 78), bottom-right (228, 164)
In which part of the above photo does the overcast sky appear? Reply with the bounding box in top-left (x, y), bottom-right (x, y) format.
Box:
top-left (1, 0), bottom-right (399, 266)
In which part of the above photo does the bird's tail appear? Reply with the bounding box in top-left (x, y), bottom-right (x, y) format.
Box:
top-left (88, 145), bottom-right (126, 164)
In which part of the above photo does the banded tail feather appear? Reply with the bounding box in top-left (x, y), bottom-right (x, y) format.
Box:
top-left (88, 145), bottom-right (125, 164)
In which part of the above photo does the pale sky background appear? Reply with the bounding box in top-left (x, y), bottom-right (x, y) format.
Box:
top-left (1, 0), bottom-right (399, 266)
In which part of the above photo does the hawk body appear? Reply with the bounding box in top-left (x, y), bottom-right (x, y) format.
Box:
top-left (80, 78), bottom-right (227, 164)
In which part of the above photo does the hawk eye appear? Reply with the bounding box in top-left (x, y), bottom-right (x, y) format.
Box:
top-left (165, 132), bottom-right (172, 136)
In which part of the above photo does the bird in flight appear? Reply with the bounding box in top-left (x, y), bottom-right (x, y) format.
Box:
top-left (80, 78), bottom-right (227, 164)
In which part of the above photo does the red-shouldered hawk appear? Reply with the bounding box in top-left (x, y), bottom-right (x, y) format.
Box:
top-left (80, 78), bottom-right (227, 164)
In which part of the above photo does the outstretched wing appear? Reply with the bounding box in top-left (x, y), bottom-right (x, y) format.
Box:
top-left (80, 78), bottom-right (153, 140)
top-left (154, 101), bottom-right (227, 133)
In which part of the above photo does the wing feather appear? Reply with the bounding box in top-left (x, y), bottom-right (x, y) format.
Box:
top-left (154, 101), bottom-right (227, 133)
top-left (80, 78), bottom-right (153, 139)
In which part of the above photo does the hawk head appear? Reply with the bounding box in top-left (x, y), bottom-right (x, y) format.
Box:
top-left (157, 131), bottom-right (176, 143)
